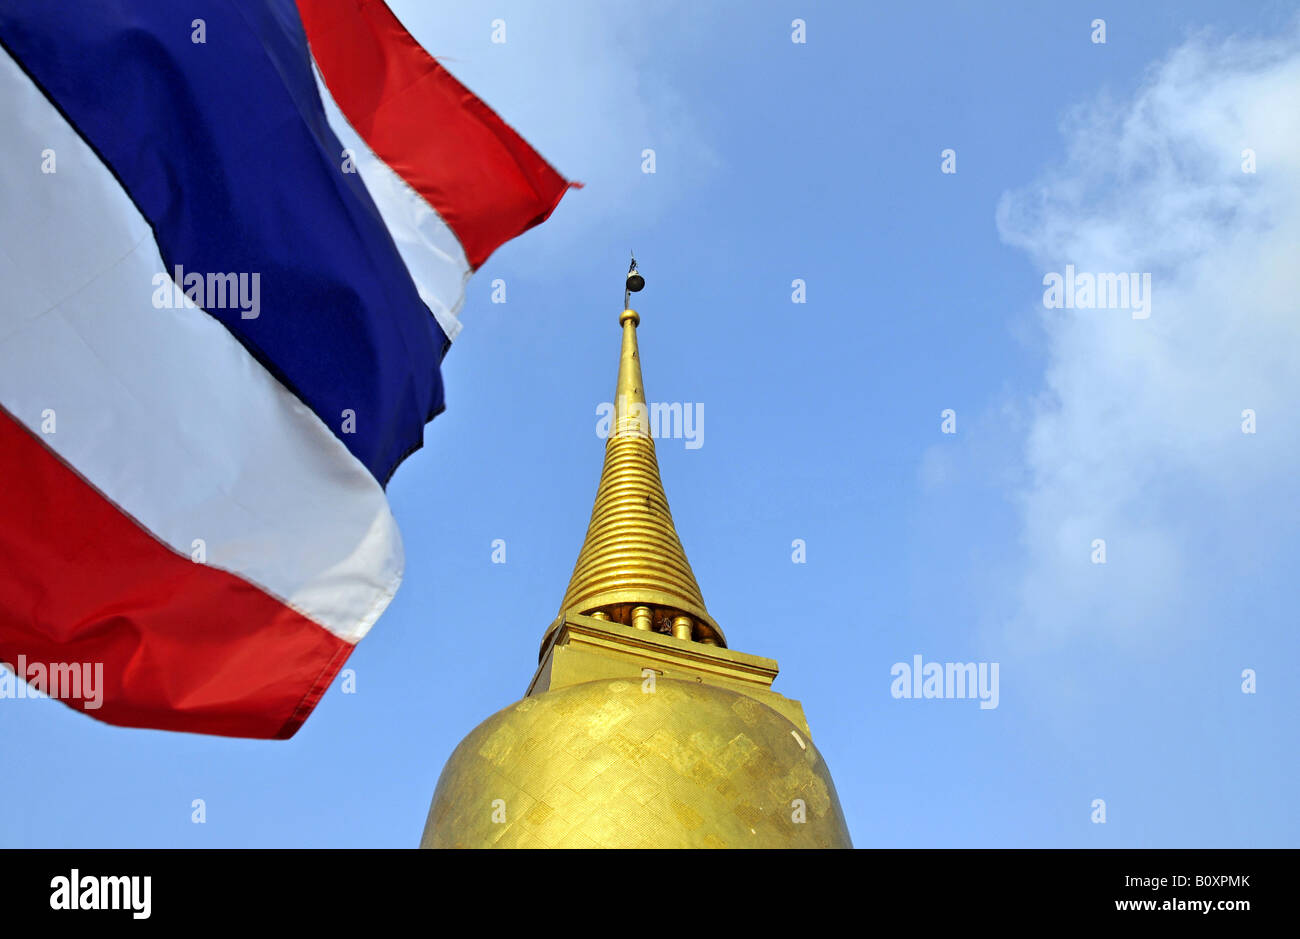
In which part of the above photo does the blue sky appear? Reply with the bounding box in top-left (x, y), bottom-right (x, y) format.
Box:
top-left (3, 0), bottom-right (1297, 847)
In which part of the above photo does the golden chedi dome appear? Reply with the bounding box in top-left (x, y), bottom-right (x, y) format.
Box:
top-left (423, 678), bottom-right (850, 848)
top-left (421, 261), bottom-right (851, 848)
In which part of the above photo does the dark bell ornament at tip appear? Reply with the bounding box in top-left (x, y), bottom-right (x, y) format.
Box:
top-left (626, 256), bottom-right (645, 293)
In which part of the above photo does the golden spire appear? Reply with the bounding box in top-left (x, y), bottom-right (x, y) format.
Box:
top-left (422, 257), bottom-right (853, 850)
top-left (549, 259), bottom-right (725, 651)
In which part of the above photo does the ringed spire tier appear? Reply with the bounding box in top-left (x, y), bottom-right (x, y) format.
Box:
top-left (550, 299), bottom-right (725, 652)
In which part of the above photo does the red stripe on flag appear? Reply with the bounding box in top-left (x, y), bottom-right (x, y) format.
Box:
top-left (0, 409), bottom-right (352, 739)
top-left (297, 0), bottom-right (579, 270)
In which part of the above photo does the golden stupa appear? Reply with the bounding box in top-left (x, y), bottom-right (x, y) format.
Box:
top-left (420, 262), bottom-right (851, 848)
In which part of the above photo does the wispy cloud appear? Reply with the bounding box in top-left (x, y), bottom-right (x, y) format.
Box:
top-left (996, 25), bottom-right (1300, 649)
top-left (388, 0), bottom-right (722, 269)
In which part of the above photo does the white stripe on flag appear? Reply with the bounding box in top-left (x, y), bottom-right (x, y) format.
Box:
top-left (0, 46), bottom-right (401, 643)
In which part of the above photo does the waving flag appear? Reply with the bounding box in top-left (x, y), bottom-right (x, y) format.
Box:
top-left (0, 1), bottom-right (576, 737)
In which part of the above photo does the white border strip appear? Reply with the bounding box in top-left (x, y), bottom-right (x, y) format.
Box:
top-left (311, 59), bottom-right (471, 343)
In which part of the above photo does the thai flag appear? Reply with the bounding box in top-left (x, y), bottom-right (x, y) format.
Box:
top-left (0, 1), bottom-right (576, 737)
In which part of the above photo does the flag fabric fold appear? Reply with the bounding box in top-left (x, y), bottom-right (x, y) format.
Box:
top-left (0, 0), bottom-right (575, 737)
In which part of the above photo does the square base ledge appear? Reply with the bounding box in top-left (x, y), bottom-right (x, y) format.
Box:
top-left (526, 610), bottom-right (811, 735)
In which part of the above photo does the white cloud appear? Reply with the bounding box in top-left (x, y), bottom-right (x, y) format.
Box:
top-left (996, 25), bottom-right (1300, 649)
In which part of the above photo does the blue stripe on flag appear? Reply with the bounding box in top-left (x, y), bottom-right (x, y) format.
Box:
top-left (0, 0), bottom-right (447, 484)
